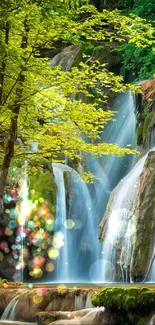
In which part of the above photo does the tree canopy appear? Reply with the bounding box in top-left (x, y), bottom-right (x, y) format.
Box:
top-left (0, 0), bottom-right (154, 196)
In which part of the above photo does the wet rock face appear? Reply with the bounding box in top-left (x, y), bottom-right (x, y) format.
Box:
top-left (136, 78), bottom-right (155, 148)
top-left (36, 311), bottom-right (60, 324)
top-left (0, 323), bottom-right (34, 325)
top-left (99, 150), bottom-right (155, 282)
top-left (36, 308), bottom-right (109, 325)
top-left (140, 79), bottom-right (155, 110)
top-left (131, 151), bottom-right (155, 280)
top-left (0, 288), bottom-right (95, 322)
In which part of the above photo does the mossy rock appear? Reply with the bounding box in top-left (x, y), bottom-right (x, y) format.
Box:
top-left (143, 110), bottom-right (155, 145)
top-left (131, 151), bottom-right (155, 278)
top-left (92, 287), bottom-right (155, 317)
top-left (136, 312), bottom-right (154, 325)
top-left (136, 106), bottom-right (155, 148)
top-left (136, 126), bottom-right (143, 146)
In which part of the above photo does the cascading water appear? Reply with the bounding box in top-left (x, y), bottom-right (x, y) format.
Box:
top-left (85, 293), bottom-right (94, 309)
top-left (52, 163), bottom-right (70, 282)
top-left (52, 91), bottom-right (136, 282)
top-left (87, 91), bottom-right (136, 223)
top-left (1, 296), bottom-right (19, 321)
top-left (49, 45), bottom-right (81, 71)
top-left (74, 295), bottom-right (85, 310)
top-left (52, 163), bottom-right (98, 282)
top-left (49, 46), bottom-right (137, 282)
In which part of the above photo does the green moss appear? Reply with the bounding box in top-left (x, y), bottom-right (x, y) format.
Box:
top-left (92, 288), bottom-right (155, 325)
top-left (143, 110), bottom-right (155, 142)
top-left (136, 314), bottom-right (153, 325)
top-left (131, 206), bottom-right (153, 276)
top-left (136, 319), bottom-right (147, 325)
top-left (136, 126), bottom-right (143, 145)
top-left (92, 287), bottom-right (155, 314)
top-left (136, 100), bottom-right (155, 147)
top-left (127, 312), bottom-right (139, 324)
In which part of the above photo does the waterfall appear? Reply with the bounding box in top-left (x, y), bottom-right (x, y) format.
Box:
top-left (52, 89), bottom-right (137, 283)
top-left (0, 295), bottom-right (37, 324)
top-left (49, 45), bottom-right (81, 71)
top-left (86, 92), bottom-right (136, 282)
top-left (87, 91), bottom-right (136, 223)
top-left (1, 296), bottom-right (19, 321)
top-left (52, 163), bottom-right (98, 282)
top-left (101, 147), bottom-right (155, 282)
top-left (74, 295), bottom-right (85, 310)
top-left (52, 163), bottom-right (70, 281)
top-left (74, 292), bottom-right (94, 310)
top-left (8, 300), bottom-right (19, 321)
top-left (85, 293), bottom-right (94, 309)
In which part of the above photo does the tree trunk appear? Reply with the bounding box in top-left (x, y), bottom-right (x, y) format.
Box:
top-left (0, 18), bottom-right (29, 197)
top-left (0, 117), bottom-right (17, 197)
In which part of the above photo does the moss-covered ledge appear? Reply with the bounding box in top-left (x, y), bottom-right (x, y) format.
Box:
top-left (92, 287), bottom-right (155, 325)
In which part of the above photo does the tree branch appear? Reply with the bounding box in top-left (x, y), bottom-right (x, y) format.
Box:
top-left (0, 21), bottom-right (10, 104)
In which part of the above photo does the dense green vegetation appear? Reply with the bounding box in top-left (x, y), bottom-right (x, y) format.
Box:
top-left (117, 0), bottom-right (155, 81)
top-left (90, 0), bottom-right (155, 81)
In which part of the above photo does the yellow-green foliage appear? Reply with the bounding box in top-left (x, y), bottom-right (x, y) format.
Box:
top-left (29, 171), bottom-right (57, 212)
top-left (0, 0), bottom-right (154, 180)
top-left (0, 279), bottom-right (22, 287)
